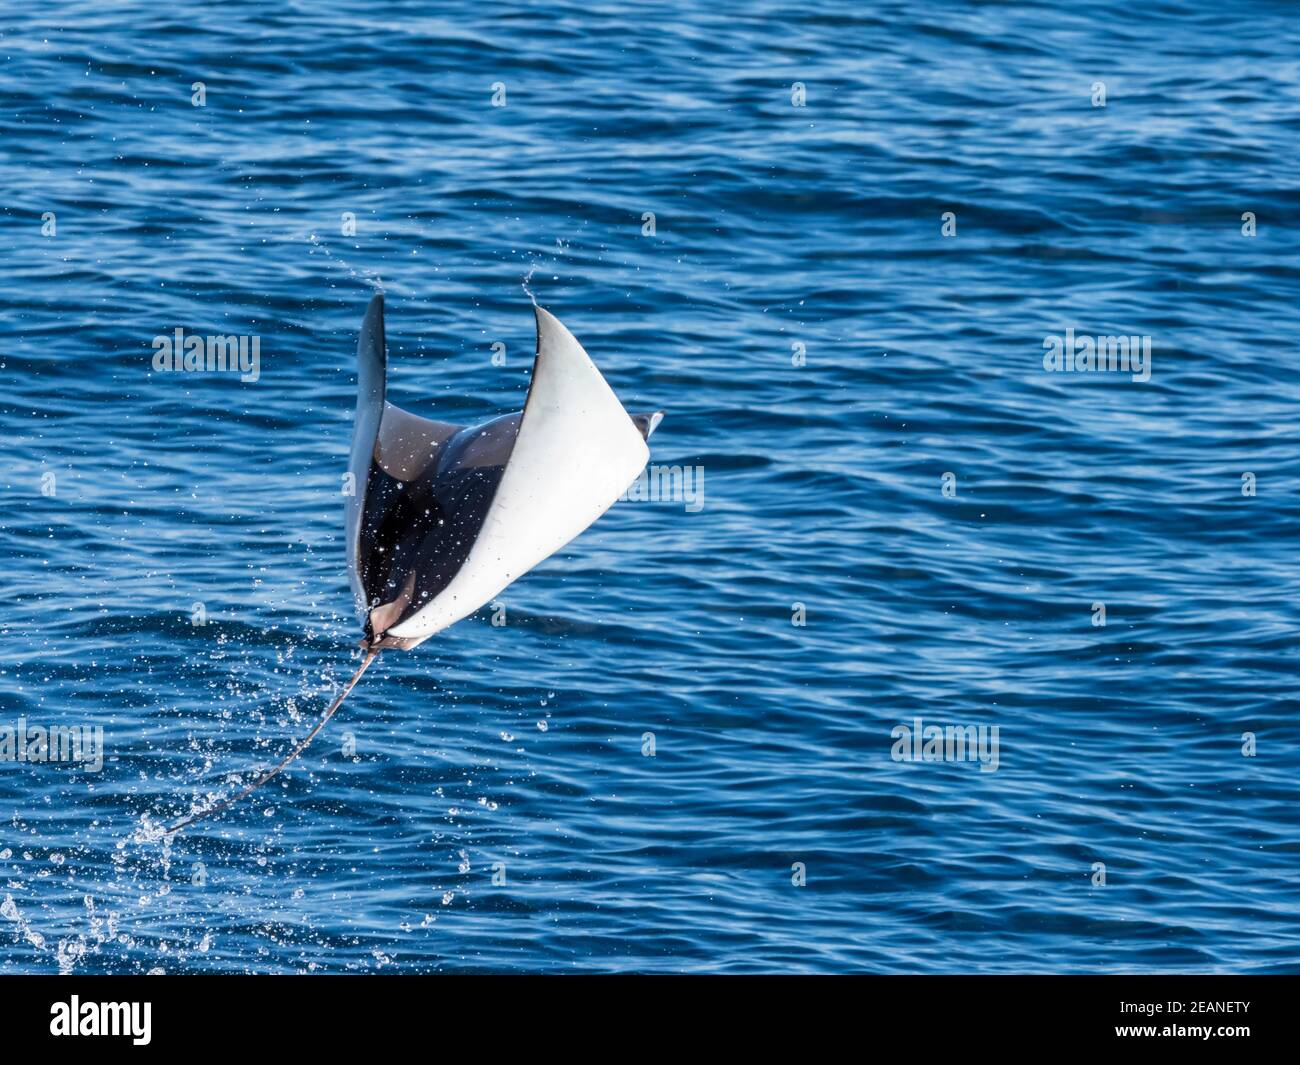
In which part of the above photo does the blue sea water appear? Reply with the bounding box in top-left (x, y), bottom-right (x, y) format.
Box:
top-left (1, 0), bottom-right (1298, 974)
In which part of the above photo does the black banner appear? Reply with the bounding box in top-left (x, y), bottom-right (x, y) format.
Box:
top-left (0, 974), bottom-right (1288, 1051)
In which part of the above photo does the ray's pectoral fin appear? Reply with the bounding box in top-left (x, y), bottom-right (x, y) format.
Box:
top-left (377, 305), bottom-right (652, 649)
top-left (346, 293), bottom-right (462, 487)
top-left (346, 293), bottom-right (481, 649)
top-left (346, 293), bottom-right (388, 615)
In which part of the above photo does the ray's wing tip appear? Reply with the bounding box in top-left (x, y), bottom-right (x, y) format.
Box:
top-left (533, 303), bottom-right (557, 329)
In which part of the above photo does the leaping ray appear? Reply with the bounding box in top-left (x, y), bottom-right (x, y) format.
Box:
top-left (167, 294), bottom-right (662, 833)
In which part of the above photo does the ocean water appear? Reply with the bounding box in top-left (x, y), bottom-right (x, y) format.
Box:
top-left (1, 0), bottom-right (1298, 974)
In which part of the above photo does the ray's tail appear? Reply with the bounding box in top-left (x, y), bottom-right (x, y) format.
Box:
top-left (167, 650), bottom-right (379, 835)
